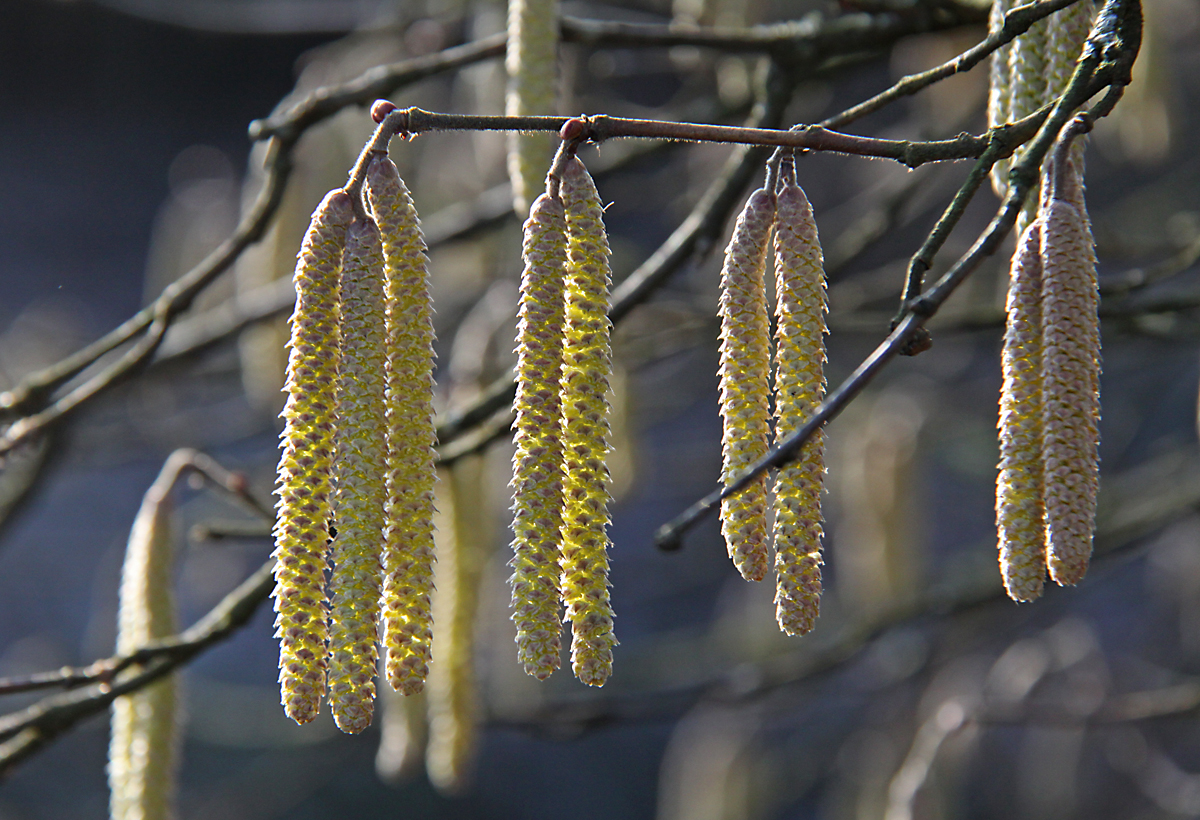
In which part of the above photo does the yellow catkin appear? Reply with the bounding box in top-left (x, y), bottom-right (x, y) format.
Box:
top-left (997, 220), bottom-right (1048, 602)
top-left (327, 218), bottom-right (388, 734)
top-left (717, 187), bottom-right (775, 583)
top-left (366, 156), bottom-right (440, 696)
top-left (988, 0), bottom-right (1014, 197)
top-left (510, 190), bottom-right (568, 679)
top-left (771, 178), bottom-right (828, 636)
top-left (506, 0), bottom-right (560, 213)
top-left (273, 188), bottom-right (353, 724)
top-left (427, 457), bottom-right (488, 795)
top-left (558, 156), bottom-right (617, 687)
top-left (1040, 166), bottom-right (1099, 587)
top-left (109, 456), bottom-right (184, 820)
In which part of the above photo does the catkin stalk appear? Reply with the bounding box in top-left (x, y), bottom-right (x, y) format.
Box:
top-left (273, 189), bottom-right (354, 724)
top-left (997, 221), bottom-right (1048, 601)
top-left (327, 218), bottom-right (389, 734)
top-left (771, 178), bottom-right (827, 636)
top-left (109, 454), bottom-right (185, 820)
top-left (1040, 167), bottom-right (1099, 586)
top-left (510, 190), bottom-right (568, 679)
top-left (367, 156), bottom-right (440, 697)
top-left (506, 0), bottom-right (560, 213)
top-left (717, 188), bottom-right (775, 583)
top-left (558, 156), bottom-right (618, 687)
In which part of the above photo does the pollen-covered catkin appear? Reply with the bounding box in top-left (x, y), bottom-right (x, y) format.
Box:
top-left (327, 218), bottom-right (388, 734)
top-left (109, 457), bottom-right (183, 820)
top-left (558, 156), bottom-right (617, 687)
top-left (506, 0), bottom-right (560, 213)
top-left (510, 190), bottom-right (568, 679)
top-left (366, 156), bottom-right (439, 697)
top-left (717, 187), bottom-right (775, 583)
top-left (997, 220), bottom-right (1048, 602)
top-left (988, 0), bottom-right (1014, 197)
top-left (1040, 170), bottom-right (1099, 587)
top-left (273, 188), bottom-right (353, 724)
top-left (771, 179), bottom-right (827, 636)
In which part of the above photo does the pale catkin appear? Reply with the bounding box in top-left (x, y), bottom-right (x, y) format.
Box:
top-left (366, 156), bottom-right (440, 697)
top-left (1008, 13), bottom-right (1051, 235)
top-left (558, 156), bottom-right (618, 687)
top-left (771, 180), bottom-right (827, 636)
top-left (997, 220), bottom-right (1048, 602)
top-left (109, 455), bottom-right (183, 820)
top-left (1040, 182), bottom-right (1100, 586)
top-left (327, 218), bottom-right (389, 734)
top-left (273, 188), bottom-right (354, 724)
top-left (988, 0), bottom-right (1014, 198)
top-left (717, 188), bottom-right (775, 583)
top-left (506, 0), bottom-right (560, 213)
top-left (427, 458), bottom-right (488, 795)
top-left (510, 191), bottom-right (568, 679)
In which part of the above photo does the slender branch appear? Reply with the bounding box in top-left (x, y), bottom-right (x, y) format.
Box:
top-left (654, 0), bottom-right (1140, 549)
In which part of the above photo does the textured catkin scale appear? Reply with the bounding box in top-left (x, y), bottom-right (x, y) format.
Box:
top-left (988, 0), bottom-right (1014, 197)
top-left (510, 191), bottom-right (568, 679)
top-left (273, 188), bottom-right (354, 724)
top-left (109, 462), bottom-right (180, 820)
top-left (771, 182), bottom-right (827, 636)
top-left (327, 218), bottom-right (389, 734)
top-left (997, 221), bottom-right (1049, 602)
top-left (558, 157), bottom-right (617, 687)
top-left (717, 188), bottom-right (775, 583)
top-left (506, 0), bottom-right (560, 213)
top-left (1040, 192), bottom-right (1100, 586)
top-left (366, 156), bottom-right (439, 697)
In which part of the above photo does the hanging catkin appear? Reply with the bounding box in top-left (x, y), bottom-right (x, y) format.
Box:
top-left (326, 217), bottom-right (388, 734)
top-left (997, 220), bottom-right (1048, 602)
top-left (987, 0), bottom-right (1014, 198)
top-left (717, 187), bottom-right (775, 583)
top-left (1009, 14), bottom-right (1051, 236)
top-left (558, 156), bottom-right (617, 687)
top-left (510, 189), bottom-right (568, 679)
top-left (506, 0), bottom-right (560, 213)
top-left (771, 171), bottom-right (828, 636)
top-left (273, 188), bottom-right (353, 724)
top-left (366, 156), bottom-right (440, 697)
top-left (427, 457), bottom-right (488, 795)
top-left (109, 456), bottom-right (183, 820)
top-left (1040, 162), bottom-right (1099, 586)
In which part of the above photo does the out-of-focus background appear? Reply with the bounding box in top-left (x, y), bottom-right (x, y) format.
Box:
top-left (1, 0), bottom-right (1199, 817)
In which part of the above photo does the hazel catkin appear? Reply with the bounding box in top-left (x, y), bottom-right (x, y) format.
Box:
top-left (366, 156), bottom-right (440, 697)
top-left (510, 189), bottom-right (569, 680)
top-left (506, 0), bottom-right (560, 213)
top-left (771, 176), bottom-right (828, 636)
top-left (273, 188), bottom-right (353, 724)
top-left (558, 156), bottom-right (617, 687)
top-left (717, 187), bottom-right (775, 583)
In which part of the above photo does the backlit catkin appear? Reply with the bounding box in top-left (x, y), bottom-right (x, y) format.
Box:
top-left (988, 0), bottom-right (1014, 197)
top-left (558, 156), bottom-right (617, 687)
top-left (273, 188), bottom-right (353, 724)
top-left (997, 221), bottom-right (1048, 602)
top-left (1009, 13), bottom-right (1050, 235)
top-left (109, 458), bottom-right (182, 820)
top-left (510, 190), bottom-right (568, 679)
top-left (327, 218), bottom-right (388, 734)
top-left (717, 187), bottom-right (775, 583)
top-left (366, 156), bottom-right (439, 697)
top-left (506, 0), bottom-right (560, 213)
top-left (771, 178), bottom-right (827, 636)
top-left (1040, 171), bottom-right (1099, 586)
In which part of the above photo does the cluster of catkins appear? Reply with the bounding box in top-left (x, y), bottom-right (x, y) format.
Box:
top-left (996, 151), bottom-right (1098, 602)
top-left (509, 150), bottom-right (618, 685)
top-left (273, 153), bottom-right (437, 733)
top-left (990, 0), bottom-right (1100, 602)
top-left (717, 156), bottom-right (829, 637)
